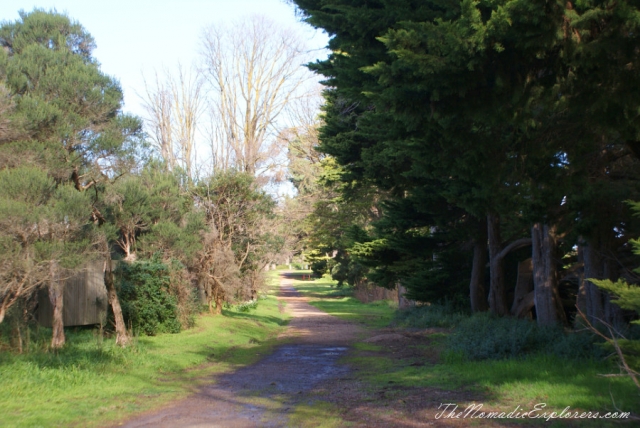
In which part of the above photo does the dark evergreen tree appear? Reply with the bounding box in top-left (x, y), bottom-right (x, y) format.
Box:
top-left (293, 0), bottom-right (640, 325)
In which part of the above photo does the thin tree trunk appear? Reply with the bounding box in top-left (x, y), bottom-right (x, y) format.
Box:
top-left (11, 320), bottom-right (23, 354)
top-left (104, 258), bottom-right (130, 347)
top-left (487, 214), bottom-right (508, 315)
top-left (581, 243), bottom-right (605, 326)
top-left (531, 224), bottom-right (564, 325)
top-left (603, 257), bottom-right (625, 328)
top-left (48, 261), bottom-right (65, 349)
top-left (208, 290), bottom-right (215, 314)
top-left (214, 289), bottom-right (223, 315)
top-left (576, 245), bottom-right (587, 318)
top-left (470, 225), bottom-right (488, 312)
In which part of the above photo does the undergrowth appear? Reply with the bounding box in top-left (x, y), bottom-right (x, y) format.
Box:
top-left (448, 313), bottom-right (606, 361)
top-left (392, 302), bottom-right (467, 329)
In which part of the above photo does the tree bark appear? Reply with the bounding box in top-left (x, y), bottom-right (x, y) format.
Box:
top-left (487, 214), bottom-right (533, 316)
top-left (214, 289), bottom-right (223, 315)
top-left (603, 256), bottom-right (625, 328)
top-left (48, 261), bottom-right (65, 349)
top-left (510, 258), bottom-right (534, 318)
top-left (531, 224), bottom-right (565, 326)
top-left (104, 258), bottom-right (130, 347)
top-left (470, 225), bottom-right (488, 312)
top-left (581, 241), bottom-right (626, 328)
top-left (487, 214), bottom-right (508, 315)
top-left (575, 245), bottom-right (587, 318)
top-left (581, 243), bottom-right (605, 326)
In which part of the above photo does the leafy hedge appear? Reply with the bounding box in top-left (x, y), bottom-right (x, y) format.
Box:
top-left (116, 261), bottom-right (182, 336)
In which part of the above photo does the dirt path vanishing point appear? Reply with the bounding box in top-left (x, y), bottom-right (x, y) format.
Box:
top-left (114, 273), bottom-right (365, 428)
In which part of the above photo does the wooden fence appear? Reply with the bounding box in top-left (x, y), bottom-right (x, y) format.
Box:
top-left (37, 261), bottom-right (109, 327)
top-left (352, 282), bottom-right (415, 308)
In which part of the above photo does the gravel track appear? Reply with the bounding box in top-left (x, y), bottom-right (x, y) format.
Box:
top-left (114, 272), bottom-right (363, 428)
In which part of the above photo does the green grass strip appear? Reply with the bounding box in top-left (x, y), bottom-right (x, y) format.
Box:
top-left (290, 274), bottom-right (396, 329)
top-left (0, 274), bottom-right (290, 427)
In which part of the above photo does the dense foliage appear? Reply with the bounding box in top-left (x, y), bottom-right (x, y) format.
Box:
top-left (116, 261), bottom-right (183, 336)
top-left (292, 0), bottom-right (640, 327)
top-left (0, 10), bottom-right (284, 349)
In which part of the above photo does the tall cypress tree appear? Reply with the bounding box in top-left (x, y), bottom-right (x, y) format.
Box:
top-left (293, 0), bottom-right (640, 325)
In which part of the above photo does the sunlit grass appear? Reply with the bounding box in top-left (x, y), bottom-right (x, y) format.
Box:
top-left (346, 342), bottom-right (639, 425)
top-left (290, 274), bottom-right (396, 329)
top-left (288, 400), bottom-right (345, 428)
top-left (0, 282), bottom-right (290, 427)
top-left (288, 273), bottom-right (639, 425)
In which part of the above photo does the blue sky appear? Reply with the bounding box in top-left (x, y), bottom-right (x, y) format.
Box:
top-left (0, 0), bottom-right (329, 117)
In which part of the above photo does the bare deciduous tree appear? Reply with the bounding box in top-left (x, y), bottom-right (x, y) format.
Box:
top-left (141, 65), bottom-right (203, 177)
top-left (142, 71), bottom-right (175, 169)
top-left (200, 14), bottom-right (315, 179)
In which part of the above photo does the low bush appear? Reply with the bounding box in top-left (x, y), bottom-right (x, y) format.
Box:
top-left (166, 259), bottom-right (200, 329)
top-left (116, 260), bottom-right (182, 336)
top-left (448, 313), bottom-right (605, 361)
top-left (392, 302), bottom-right (467, 329)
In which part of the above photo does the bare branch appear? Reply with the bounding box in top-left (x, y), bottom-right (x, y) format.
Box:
top-left (200, 14), bottom-right (317, 178)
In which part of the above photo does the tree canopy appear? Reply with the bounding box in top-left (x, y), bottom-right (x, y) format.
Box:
top-left (292, 0), bottom-right (640, 326)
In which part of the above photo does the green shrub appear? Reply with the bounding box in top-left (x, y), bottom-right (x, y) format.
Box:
top-left (310, 259), bottom-right (328, 277)
top-left (166, 259), bottom-right (200, 330)
top-left (392, 302), bottom-right (467, 329)
top-left (448, 313), bottom-right (604, 361)
top-left (116, 261), bottom-right (182, 336)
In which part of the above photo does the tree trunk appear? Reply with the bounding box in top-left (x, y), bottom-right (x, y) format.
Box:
top-left (581, 243), bottom-right (605, 326)
top-left (48, 261), bottom-right (65, 349)
top-left (575, 245), bottom-right (587, 318)
top-left (603, 256), bottom-right (625, 328)
top-left (510, 258), bottom-right (534, 318)
top-left (214, 290), bottom-right (223, 315)
top-left (531, 224), bottom-right (565, 326)
top-left (104, 259), bottom-right (130, 347)
top-left (204, 278), bottom-right (214, 314)
top-left (470, 225), bottom-right (488, 312)
top-left (580, 241), bottom-right (626, 328)
top-left (487, 214), bottom-right (508, 315)
top-left (397, 283), bottom-right (414, 309)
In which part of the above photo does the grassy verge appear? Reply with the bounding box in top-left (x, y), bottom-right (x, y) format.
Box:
top-left (348, 343), bottom-right (639, 423)
top-left (0, 272), bottom-right (289, 427)
top-left (287, 401), bottom-right (345, 428)
top-left (290, 273), bottom-right (396, 329)
top-left (290, 275), bottom-right (639, 426)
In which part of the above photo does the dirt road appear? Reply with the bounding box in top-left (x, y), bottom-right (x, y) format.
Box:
top-left (115, 273), bottom-right (364, 428)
